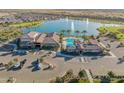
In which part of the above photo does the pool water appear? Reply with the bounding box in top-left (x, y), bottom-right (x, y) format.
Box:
top-left (66, 38), bottom-right (74, 46)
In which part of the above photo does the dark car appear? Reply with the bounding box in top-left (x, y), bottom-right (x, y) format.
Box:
top-left (32, 59), bottom-right (41, 72)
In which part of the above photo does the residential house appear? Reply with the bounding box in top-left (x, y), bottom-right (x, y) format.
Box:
top-left (42, 33), bottom-right (59, 47)
top-left (19, 32), bottom-right (60, 50)
top-left (65, 39), bottom-right (102, 54)
top-left (82, 40), bottom-right (102, 53)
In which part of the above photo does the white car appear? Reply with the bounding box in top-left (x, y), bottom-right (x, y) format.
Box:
top-left (0, 66), bottom-right (6, 70)
top-left (13, 62), bottom-right (21, 69)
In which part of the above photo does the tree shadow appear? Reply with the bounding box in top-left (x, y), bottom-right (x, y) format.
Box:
top-left (117, 61), bottom-right (123, 64)
top-left (26, 65), bottom-right (33, 69)
top-left (64, 57), bottom-right (74, 61)
top-left (32, 67), bottom-right (40, 72)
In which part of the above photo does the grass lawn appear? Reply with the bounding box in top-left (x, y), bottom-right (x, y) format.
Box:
top-left (0, 20), bottom-right (44, 42)
top-left (97, 26), bottom-right (124, 41)
top-left (79, 79), bottom-right (101, 83)
top-left (78, 18), bottom-right (124, 25)
top-left (78, 79), bottom-right (90, 83)
top-left (0, 27), bottom-right (23, 42)
top-left (9, 20), bottom-right (43, 28)
top-left (111, 79), bottom-right (124, 83)
top-left (93, 79), bottom-right (101, 83)
top-left (88, 18), bottom-right (124, 25)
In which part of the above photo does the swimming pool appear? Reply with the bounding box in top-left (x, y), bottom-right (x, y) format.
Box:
top-left (66, 38), bottom-right (74, 46)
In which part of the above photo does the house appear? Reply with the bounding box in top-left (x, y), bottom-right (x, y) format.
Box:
top-left (82, 40), bottom-right (102, 53)
top-left (66, 46), bottom-right (77, 53)
top-left (83, 44), bottom-right (101, 53)
top-left (19, 32), bottom-right (43, 48)
top-left (42, 33), bottom-right (60, 50)
top-left (19, 34), bottom-right (34, 48)
top-left (19, 32), bottom-right (59, 50)
top-left (33, 32), bottom-right (46, 48)
top-left (65, 39), bottom-right (102, 54)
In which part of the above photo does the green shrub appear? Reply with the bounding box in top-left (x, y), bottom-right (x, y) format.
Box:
top-left (117, 79), bottom-right (124, 83)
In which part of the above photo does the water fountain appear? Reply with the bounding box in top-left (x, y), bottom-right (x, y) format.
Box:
top-left (86, 18), bottom-right (89, 25)
top-left (66, 17), bottom-right (69, 22)
top-left (86, 18), bottom-right (89, 30)
top-left (71, 21), bottom-right (74, 32)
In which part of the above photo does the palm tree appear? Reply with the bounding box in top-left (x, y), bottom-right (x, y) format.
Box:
top-left (100, 76), bottom-right (111, 83)
top-left (90, 35), bottom-right (95, 39)
top-left (61, 30), bottom-right (65, 35)
top-left (78, 69), bottom-right (86, 79)
top-left (67, 29), bottom-right (71, 36)
top-left (59, 32), bottom-right (64, 51)
top-left (81, 30), bottom-right (87, 40)
top-left (119, 42), bottom-right (124, 47)
top-left (13, 58), bottom-right (18, 63)
top-left (66, 69), bottom-right (74, 77)
top-left (7, 77), bottom-right (16, 83)
top-left (107, 71), bottom-right (115, 78)
top-left (82, 30), bottom-right (87, 36)
top-left (75, 30), bottom-right (80, 37)
top-left (55, 77), bottom-right (64, 83)
top-left (62, 69), bottom-right (74, 82)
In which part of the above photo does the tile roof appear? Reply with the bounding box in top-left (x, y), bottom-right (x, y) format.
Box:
top-left (27, 32), bottom-right (41, 42)
top-left (36, 33), bottom-right (46, 43)
top-left (20, 32), bottom-right (60, 45)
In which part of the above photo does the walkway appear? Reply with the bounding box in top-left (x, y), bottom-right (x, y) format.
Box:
top-left (99, 42), bottom-right (116, 58)
top-left (85, 69), bottom-right (94, 83)
top-left (79, 53), bottom-right (90, 63)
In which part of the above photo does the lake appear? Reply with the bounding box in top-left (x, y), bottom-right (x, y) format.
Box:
top-left (23, 19), bottom-right (120, 36)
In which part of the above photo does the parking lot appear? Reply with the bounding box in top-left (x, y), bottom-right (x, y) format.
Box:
top-left (0, 37), bottom-right (124, 82)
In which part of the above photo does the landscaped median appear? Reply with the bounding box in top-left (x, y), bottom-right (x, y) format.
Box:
top-left (97, 26), bottom-right (124, 41)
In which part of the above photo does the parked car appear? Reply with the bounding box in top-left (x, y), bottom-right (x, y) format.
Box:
top-left (13, 62), bottom-right (21, 69)
top-left (32, 59), bottom-right (41, 72)
top-left (0, 63), bottom-right (4, 67)
top-left (0, 63), bottom-right (6, 71)
top-left (12, 59), bottom-right (27, 70)
top-left (35, 63), bottom-right (41, 70)
top-left (43, 65), bottom-right (50, 70)
top-left (43, 64), bottom-right (55, 70)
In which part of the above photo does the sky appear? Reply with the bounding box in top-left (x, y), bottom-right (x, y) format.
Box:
top-left (0, 0), bottom-right (124, 9)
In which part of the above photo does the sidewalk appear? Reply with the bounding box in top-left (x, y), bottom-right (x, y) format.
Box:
top-left (99, 42), bottom-right (116, 58)
top-left (85, 69), bottom-right (94, 83)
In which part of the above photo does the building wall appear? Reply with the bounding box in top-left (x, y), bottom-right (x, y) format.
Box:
top-left (19, 41), bottom-right (35, 49)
